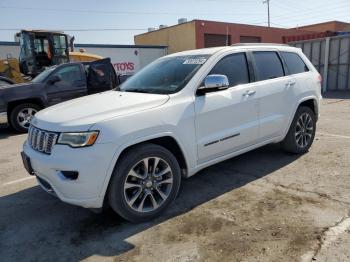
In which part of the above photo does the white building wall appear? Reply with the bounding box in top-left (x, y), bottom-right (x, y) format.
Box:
top-left (75, 45), bottom-right (167, 75)
top-left (0, 42), bottom-right (167, 75)
top-left (0, 43), bottom-right (20, 59)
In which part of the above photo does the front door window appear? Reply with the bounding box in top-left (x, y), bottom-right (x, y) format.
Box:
top-left (50, 65), bottom-right (82, 86)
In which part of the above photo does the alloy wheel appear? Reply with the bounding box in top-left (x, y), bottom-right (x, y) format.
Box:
top-left (123, 157), bottom-right (173, 213)
top-left (295, 112), bottom-right (313, 148)
top-left (17, 107), bottom-right (37, 129)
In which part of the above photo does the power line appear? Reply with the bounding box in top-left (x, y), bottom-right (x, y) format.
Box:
top-left (271, 2), bottom-right (350, 21)
top-left (0, 6), bottom-right (264, 16)
top-left (250, 2), bottom-right (350, 26)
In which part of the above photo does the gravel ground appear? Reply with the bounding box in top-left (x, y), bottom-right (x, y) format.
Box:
top-left (0, 93), bottom-right (349, 262)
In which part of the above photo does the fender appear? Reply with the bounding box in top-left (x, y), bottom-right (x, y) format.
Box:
top-left (97, 131), bottom-right (190, 201)
top-left (2, 83), bottom-right (48, 109)
top-left (282, 94), bottom-right (319, 139)
top-left (0, 76), bottom-right (15, 85)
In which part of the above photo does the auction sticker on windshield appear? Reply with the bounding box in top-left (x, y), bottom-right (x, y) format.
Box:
top-left (183, 57), bottom-right (207, 64)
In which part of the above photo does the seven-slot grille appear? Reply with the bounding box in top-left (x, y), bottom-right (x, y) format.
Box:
top-left (27, 125), bottom-right (58, 154)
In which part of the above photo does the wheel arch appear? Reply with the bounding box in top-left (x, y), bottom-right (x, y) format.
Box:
top-left (100, 133), bottom-right (189, 207)
top-left (298, 98), bottom-right (318, 121)
top-left (282, 96), bottom-right (319, 140)
top-left (117, 136), bottom-right (188, 176)
top-left (7, 98), bottom-right (44, 118)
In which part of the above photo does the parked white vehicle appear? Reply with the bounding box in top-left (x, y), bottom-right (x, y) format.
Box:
top-left (22, 44), bottom-right (322, 222)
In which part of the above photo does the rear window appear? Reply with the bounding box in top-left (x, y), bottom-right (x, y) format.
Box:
top-left (281, 52), bottom-right (309, 75)
top-left (252, 51), bottom-right (284, 81)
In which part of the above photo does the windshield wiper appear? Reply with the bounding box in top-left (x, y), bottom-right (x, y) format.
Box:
top-left (122, 88), bottom-right (152, 94)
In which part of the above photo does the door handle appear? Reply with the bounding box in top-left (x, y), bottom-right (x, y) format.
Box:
top-left (286, 80), bottom-right (296, 87)
top-left (243, 90), bottom-right (256, 96)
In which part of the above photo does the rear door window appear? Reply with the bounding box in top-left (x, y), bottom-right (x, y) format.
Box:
top-left (281, 52), bottom-right (309, 75)
top-left (209, 52), bottom-right (250, 87)
top-left (252, 51), bottom-right (284, 81)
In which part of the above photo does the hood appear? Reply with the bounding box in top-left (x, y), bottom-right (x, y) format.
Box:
top-left (33, 91), bottom-right (169, 131)
top-left (0, 82), bottom-right (36, 91)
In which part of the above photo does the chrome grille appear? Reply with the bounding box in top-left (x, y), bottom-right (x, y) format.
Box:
top-left (27, 125), bottom-right (58, 154)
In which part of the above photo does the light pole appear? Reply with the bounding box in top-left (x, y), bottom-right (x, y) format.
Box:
top-left (263, 0), bottom-right (271, 27)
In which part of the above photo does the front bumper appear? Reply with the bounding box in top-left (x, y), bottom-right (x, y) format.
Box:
top-left (23, 141), bottom-right (117, 208)
top-left (0, 111), bottom-right (8, 125)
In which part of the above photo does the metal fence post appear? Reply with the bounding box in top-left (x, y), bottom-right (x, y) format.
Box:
top-left (323, 37), bottom-right (330, 92)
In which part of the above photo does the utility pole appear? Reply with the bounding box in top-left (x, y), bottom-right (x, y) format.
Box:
top-left (263, 0), bottom-right (271, 27)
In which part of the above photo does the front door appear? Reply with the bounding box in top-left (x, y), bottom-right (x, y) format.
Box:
top-left (195, 52), bottom-right (259, 164)
top-left (46, 64), bottom-right (87, 105)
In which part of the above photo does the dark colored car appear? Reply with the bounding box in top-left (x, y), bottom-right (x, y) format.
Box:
top-left (0, 76), bottom-right (15, 86)
top-left (0, 58), bottom-right (118, 132)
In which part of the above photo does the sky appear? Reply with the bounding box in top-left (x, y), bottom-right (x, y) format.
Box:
top-left (0, 0), bottom-right (349, 45)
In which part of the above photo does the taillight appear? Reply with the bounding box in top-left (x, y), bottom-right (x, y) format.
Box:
top-left (317, 74), bottom-right (322, 85)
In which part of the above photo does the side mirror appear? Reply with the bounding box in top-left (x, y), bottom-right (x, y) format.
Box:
top-left (47, 75), bottom-right (61, 85)
top-left (197, 74), bottom-right (229, 95)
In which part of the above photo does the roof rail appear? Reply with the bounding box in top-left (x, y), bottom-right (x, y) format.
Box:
top-left (231, 43), bottom-right (289, 47)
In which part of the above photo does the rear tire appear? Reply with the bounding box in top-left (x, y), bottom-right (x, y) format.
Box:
top-left (281, 106), bottom-right (316, 154)
top-left (108, 143), bottom-right (181, 223)
top-left (9, 103), bottom-right (41, 133)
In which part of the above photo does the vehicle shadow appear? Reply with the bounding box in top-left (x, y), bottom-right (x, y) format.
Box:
top-left (0, 127), bottom-right (22, 139)
top-left (0, 144), bottom-right (301, 261)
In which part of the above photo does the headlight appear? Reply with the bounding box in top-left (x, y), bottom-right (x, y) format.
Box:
top-left (57, 131), bottom-right (99, 148)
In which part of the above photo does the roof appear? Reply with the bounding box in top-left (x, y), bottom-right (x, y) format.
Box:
top-left (166, 46), bottom-right (225, 56)
top-left (165, 44), bottom-right (298, 57)
top-left (296, 20), bottom-right (350, 29)
top-left (20, 29), bottom-right (65, 34)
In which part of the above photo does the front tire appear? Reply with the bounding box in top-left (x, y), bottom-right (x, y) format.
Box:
top-left (281, 106), bottom-right (316, 154)
top-left (108, 143), bottom-right (181, 223)
top-left (9, 103), bottom-right (41, 133)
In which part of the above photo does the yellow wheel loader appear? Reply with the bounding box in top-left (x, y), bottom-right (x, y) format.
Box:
top-left (0, 30), bottom-right (102, 84)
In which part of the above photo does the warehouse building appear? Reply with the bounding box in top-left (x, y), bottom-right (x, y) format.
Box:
top-left (135, 19), bottom-right (350, 54)
top-left (296, 20), bottom-right (350, 32)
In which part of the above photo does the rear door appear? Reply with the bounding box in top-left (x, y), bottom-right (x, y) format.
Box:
top-left (46, 64), bottom-right (87, 105)
top-left (250, 50), bottom-right (295, 141)
top-left (280, 51), bottom-right (313, 90)
top-left (279, 51), bottom-right (313, 122)
top-left (86, 58), bottom-right (118, 94)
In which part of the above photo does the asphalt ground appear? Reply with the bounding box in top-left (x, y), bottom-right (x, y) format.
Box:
top-left (0, 93), bottom-right (349, 262)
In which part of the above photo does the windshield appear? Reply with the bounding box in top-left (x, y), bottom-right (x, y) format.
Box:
top-left (31, 66), bottom-right (56, 83)
top-left (120, 55), bottom-right (210, 94)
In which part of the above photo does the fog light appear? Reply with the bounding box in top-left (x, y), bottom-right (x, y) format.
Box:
top-left (60, 171), bottom-right (79, 180)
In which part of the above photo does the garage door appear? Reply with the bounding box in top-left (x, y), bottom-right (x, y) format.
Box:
top-left (204, 34), bottom-right (231, 47)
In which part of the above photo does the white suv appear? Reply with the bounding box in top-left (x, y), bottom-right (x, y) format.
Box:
top-left (22, 44), bottom-right (321, 222)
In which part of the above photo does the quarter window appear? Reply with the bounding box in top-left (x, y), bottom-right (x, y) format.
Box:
top-left (281, 52), bottom-right (309, 75)
top-left (252, 51), bottom-right (284, 81)
top-left (209, 53), bottom-right (250, 87)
